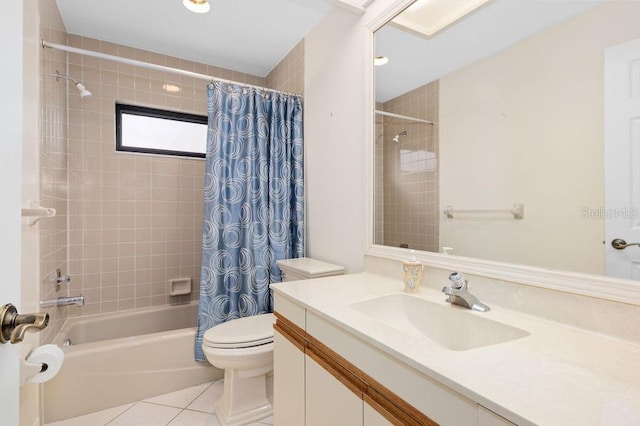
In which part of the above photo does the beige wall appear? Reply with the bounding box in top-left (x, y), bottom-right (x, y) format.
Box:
top-left (378, 82), bottom-right (439, 252)
top-left (304, 7), bottom-right (367, 272)
top-left (439, 3), bottom-right (640, 274)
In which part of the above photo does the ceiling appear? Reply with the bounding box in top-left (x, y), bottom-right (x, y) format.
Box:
top-left (55, 0), bottom-right (335, 77)
top-left (375, 0), bottom-right (603, 103)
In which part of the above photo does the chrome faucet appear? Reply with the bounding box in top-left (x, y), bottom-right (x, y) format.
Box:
top-left (442, 272), bottom-right (490, 312)
top-left (40, 295), bottom-right (85, 308)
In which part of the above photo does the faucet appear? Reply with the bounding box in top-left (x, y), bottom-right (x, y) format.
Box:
top-left (40, 295), bottom-right (85, 308)
top-left (442, 272), bottom-right (490, 312)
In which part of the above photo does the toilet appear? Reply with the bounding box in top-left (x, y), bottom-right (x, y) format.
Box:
top-left (202, 257), bottom-right (344, 426)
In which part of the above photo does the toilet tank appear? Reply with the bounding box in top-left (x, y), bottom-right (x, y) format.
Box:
top-left (276, 257), bottom-right (344, 282)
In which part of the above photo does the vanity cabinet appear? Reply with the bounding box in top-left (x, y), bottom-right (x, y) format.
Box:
top-left (273, 292), bottom-right (484, 425)
top-left (478, 405), bottom-right (516, 426)
top-left (305, 353), bottom-right (364, 425)
top-left (273, 329), bottom-right (305, 426)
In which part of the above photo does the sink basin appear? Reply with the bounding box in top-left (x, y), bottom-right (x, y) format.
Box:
top-left (349, 294), bottom-right (529, 351)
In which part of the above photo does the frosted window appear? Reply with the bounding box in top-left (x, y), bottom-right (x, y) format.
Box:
top-left (116, 104), bottom-right (207, 158)
top-left (400, 149), bottom-right (437, 173)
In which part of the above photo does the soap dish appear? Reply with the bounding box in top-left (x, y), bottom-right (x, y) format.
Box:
top-left (169, 277), bottom-right (191, 296)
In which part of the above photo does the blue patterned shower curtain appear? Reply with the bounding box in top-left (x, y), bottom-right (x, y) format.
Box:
top-left (195, 82), bottom-right (304, 361)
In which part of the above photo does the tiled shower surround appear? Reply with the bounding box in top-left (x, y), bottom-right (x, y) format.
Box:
top-left (375, 81), bottom-right (439, 252)
top-left (39, 0), bottom-right (304, 342)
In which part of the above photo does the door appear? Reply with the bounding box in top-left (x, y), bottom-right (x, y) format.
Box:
top-left (605, 38), bottom-right (640, 279)
top-left (0, 1), bottom-right (25, 425)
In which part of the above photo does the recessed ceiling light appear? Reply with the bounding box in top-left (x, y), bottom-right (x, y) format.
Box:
top-left (183, 0), bottom-right (210, 14)
top-left (162, 83), bottom-right (181, 93)
top-left (374, 55), bottom-right (389, 66)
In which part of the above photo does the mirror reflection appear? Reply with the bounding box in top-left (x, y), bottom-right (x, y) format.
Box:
top-left (374, 1), bottom-right (640, 280)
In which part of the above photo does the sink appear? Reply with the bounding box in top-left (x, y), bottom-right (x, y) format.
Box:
top-left (349, 294), bottom-right (529, 351)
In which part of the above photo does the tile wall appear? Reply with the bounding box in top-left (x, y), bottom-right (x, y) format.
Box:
top-left (376, 81), bottom-right (439, 252)
top-left (266, 40), bottom-right (305, 95)
top-left (39, 0), bottom-right (69, 343)
top-left (38, 27), bottom-right (305, 324)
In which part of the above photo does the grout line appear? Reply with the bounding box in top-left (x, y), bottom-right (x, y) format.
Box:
top-left (104, 402), bottom-right (137, 425)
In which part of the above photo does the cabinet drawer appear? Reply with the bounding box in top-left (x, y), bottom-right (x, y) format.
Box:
top-left (274, 292), bottom-right (306, 329)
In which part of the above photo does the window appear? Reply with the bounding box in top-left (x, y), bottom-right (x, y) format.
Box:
top-left (115, 103), bottom-right (207, 158)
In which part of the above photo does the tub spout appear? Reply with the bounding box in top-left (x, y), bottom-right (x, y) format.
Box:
top-left (41, 295), bottom-right (84, 308)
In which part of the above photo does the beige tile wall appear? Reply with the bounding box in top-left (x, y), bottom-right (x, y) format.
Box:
top-left (376, 81), bottom-right (439, 252)
top-left (266, 40), bottom-right (305, 95)
top-left (55, 34), bottom-right (304, 319)
top-left (39, 0), bottom-right (69, 344)
top-left (62, 35), bottom-right (270, 317)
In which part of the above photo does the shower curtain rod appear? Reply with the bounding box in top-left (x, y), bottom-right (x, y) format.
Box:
top-left (375, 109), bottom-right (435, 125)
top-left (41, 40), bottom-right (301, 97)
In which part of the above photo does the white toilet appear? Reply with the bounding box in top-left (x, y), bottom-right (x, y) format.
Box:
top-left (201, 257), bottom-right (344, 426)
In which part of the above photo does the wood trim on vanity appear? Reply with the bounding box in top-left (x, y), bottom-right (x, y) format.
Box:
top-left (273, 314), bottom-right (438, 426)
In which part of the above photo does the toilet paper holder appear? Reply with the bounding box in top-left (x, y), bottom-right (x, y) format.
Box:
top-left (0, 303), bottom-right (49, 344)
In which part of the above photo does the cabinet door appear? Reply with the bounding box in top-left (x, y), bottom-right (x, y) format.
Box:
top-left (274, 329), bottom-right (305, 426)
top-left (363, 399), bottom-right (395, 426)
top-left (478, 405), bottom-right (516, 426)
top-left (305, 354), bottom-right (363, 426)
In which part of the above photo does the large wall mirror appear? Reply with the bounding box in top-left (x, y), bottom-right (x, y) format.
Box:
top-left (373, 0), bottom-right (640, 282)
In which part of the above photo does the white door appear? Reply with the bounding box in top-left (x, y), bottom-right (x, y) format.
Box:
top-left (0, 1), bottom-right (25, 425)
top-left (605, 38), bottom-right (640, 280)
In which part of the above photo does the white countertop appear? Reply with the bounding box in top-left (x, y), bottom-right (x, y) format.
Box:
top-left (272, 272), bottom-right (640, 426)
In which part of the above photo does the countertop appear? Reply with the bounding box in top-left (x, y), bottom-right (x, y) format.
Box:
top-left (271, 272), bottom-right (640, 426)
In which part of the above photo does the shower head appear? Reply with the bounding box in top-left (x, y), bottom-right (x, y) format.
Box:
top-left (392, 130), bottom-right (407, 144)
top-left (54, 70), bottom-right (92, 99)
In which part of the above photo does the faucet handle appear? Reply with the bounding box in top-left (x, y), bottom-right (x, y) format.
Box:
top-left (448, 272), bottom-right (467, 290)
top-left (0, 304), bottom-right (50, 344)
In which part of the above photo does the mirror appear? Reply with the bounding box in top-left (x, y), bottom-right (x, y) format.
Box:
top-left (374, 1), bottom-right (640, 280)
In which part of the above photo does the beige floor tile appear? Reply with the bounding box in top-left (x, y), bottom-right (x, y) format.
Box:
top-left (167, 410), bottom-right (221, 426)
top-left (186, 380), bottom-right (224, 414)
top-left (143, 382), bottom-right (213, 409)
top-left (44, 403), bottom-right (134, 426)
top-left (108, 402), bottom-right (181, 426)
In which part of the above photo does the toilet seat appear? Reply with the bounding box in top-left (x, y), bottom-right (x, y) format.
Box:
top-left (203, 313), bottom-right (274, 349)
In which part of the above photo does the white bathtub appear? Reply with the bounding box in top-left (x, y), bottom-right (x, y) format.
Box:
top-left (44, 302), bottom-right (222, 423)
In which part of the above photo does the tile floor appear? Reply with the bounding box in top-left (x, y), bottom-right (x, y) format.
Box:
top-left (45, 380), bottom-right (273, 426)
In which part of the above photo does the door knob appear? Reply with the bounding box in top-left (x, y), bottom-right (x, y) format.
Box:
top-left (611, 238), bottom-right (640, 250)
top-left (0, 303), bottom-right (49, 344)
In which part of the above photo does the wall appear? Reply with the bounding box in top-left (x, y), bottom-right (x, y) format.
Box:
top-left (438, 2), bottom-right (640, 274)
top-left (378, 81), bottom-right (439, 252)
top-left (267, 39), bottom-right (305, 95)
top-left (47, 30), bottom-right (304, 320)
top-left (38, 0), bottom-right (69, 344)
top-left (304, 7), bottom-right (367, 272)
top-left (58, 35), bottom-right (267, 318)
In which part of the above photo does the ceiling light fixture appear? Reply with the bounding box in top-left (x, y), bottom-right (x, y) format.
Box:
top-left (183, 0), bottom-right (210, 14)
top-left (374, 55), bottom-right (389, 66)
top-left (393, 0), bottom-right (489, 38)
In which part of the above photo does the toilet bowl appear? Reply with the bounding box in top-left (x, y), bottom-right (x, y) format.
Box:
top-left (202, 313), bottom-right (275, 426)
top-left (202, 257), bottom-right (344, 426)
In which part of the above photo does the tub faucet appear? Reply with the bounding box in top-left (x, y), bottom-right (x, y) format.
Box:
top-left (442, 272), bottom-right (490, 312)
top-left (41, 295), bottom-right (85, 308)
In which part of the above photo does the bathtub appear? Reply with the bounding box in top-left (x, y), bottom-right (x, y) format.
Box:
top-left (44, 302), bottom-right (222, 423)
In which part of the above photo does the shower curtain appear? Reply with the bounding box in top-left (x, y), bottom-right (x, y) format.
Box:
top-left (195, 82), bottom-right (304, 361)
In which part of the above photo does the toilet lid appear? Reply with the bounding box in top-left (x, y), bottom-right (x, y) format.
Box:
top-left (203, 313), bottom-right (275, 349)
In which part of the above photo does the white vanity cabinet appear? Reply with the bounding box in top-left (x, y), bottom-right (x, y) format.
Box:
top-left (273, 329), bottom-right (305, 426)
top-left (305, 353), bottom-right (364, 425)
top-left (478, 405), bottom-right (516, 426)
top-left (273, 292), bottom-right (481, 426)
